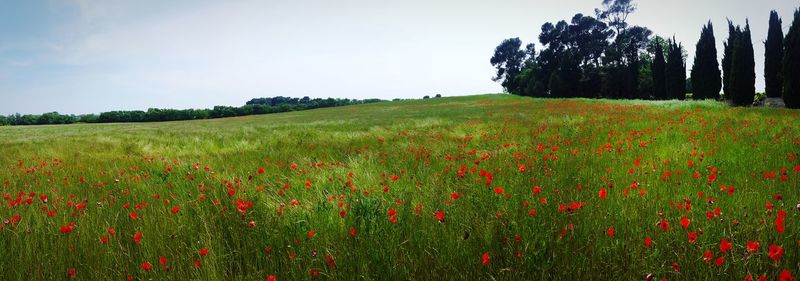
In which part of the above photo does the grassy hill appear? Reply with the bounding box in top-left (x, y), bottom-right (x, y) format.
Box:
top-left (0, 94), bottom-right (798, 280)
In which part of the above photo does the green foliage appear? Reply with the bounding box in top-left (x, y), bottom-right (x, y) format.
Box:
top-left (1, 97), bottom-right (384, 126)
top-left (765, 11), bottom-right (785, 98)
top-left (726, 21), bottom-right (756, 106)
top-left (722, 21), bottom-right (739, 98)
top-left (665, 38), bottom-right (687, 100)
top-left (537, 14), bottom-right (612, 98)
top-left (690, 22), bottom-right (722, 100)
top-left (651, 38), bottom-right (667, 100)
top-left (784, 9), bottom-right (800, 108)
top-left (490, 38), bottom-right (526, 93)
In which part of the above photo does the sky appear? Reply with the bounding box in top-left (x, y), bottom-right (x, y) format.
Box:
top-left (0, 0), bottom-right (796, 115)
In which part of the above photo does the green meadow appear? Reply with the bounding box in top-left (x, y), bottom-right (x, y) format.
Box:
top-left (0, 94), bottom-right (797, 280)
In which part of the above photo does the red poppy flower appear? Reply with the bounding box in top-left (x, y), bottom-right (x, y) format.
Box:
top-left (481, 252), bottom-right (490, 266)
top-left (746, 241), bottom-right (759, 252)
top-left (658, 220), bottom-right (669, 232)
top-left (494, 187), bottom-right (505, 195)
top-left (780, 270), bottom-right (794, 281)
top-left (703, 250), bottom-right (713, 263)
top-left (60, 222), bottom-right (75, 234)
top-left (133, 232), bottom-right (143, 244)
top-left (141, 261), bottom-right (152, 271)
top-left (644, 237), bottom-right (652, 248)
top-left (775, 216), bottom-right (785, 234)
top-left (598, 188), bottom-right (607, 199)
top-left (606, 228), bottom-right (615, 237)
top-left (267, 275), bottom-right (277, 281)
top-left (307, 229), bottom-right (315, 239)
top-left (199, 248), bottom-right (209, 257)
top-left (257, 167), bottom-right (265, 174)
top-left (688, 232), bottom-right (697, 244)
top-left (68, 268), bottom-right (76, 279)
top-left (719, 239), bottom-right (732, 253)
top-left (171, 206), bottom-right (180, 214)
top-left (680, 216), bottom-right (690, 230)
top-left (434, 211), bottom-right (445, 222)
top-left (768, 244), bottom-right (783, 261)
top-left (714, 256), bottom-right (724, 267)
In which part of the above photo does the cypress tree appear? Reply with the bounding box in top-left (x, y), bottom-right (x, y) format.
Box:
top-left (652, 39), bottom-right (667, 100)
top-left (691, 22), bottom-right (722, 100)
top-left (722, 21), bottom-right (739, 98)
top-left (765, 11), bottom-right (784, 98)
top-left (729, 21), bottom-right (756, 106)
top-left (665, 38), bottom-right (686, 100)
top-left (785, 9), bottom-right (800, 108)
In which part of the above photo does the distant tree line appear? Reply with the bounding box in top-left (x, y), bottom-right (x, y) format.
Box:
top-left (491, 0), bottom-right (800, 108)
top-left (0, 96), bottom-right (384, 126)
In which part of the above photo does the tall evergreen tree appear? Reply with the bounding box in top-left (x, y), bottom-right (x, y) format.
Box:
top-left (690, 22), bottom-right (722, 100)
top-left (728, 21), bottom-right (756, 106)
top-left (765, 11), bottom-right (785, 98)
top-left (722, 21), bottom-right (739, 98)
top-left (785, 9), bottom-right (800, 108)
top-left (652, 38), bottom-right (667, 100)
top-left (665, 38), bottom-right (686, 100)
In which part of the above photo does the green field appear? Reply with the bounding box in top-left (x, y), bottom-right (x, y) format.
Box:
top-left (0, 94), bottom-right (798, 280)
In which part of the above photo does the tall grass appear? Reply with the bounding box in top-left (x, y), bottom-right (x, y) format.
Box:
top-left (0, 94), bottom-right (797, 280)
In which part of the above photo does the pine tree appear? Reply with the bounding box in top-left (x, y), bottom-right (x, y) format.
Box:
top-left (652, 39), bottom-right (667, 100)
top-left (665, 38), bottom-right (686, 100)
top-left (690, 22), bottom-right (722, 100)
top-left (785, 9), bottom-right (800, 108)
top-left (765, 11), bottom-right (784, 98)
top-left (729, 21), bottom-right (756, 106)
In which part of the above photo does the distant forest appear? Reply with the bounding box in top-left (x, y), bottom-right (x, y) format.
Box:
top-left (490, 0), bottom-right (800, 108)
top-left (0, 97), bottom-right (384, 126)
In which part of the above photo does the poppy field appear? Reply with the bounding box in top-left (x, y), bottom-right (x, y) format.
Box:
top-left (0, 94), bottom-right (798, 280)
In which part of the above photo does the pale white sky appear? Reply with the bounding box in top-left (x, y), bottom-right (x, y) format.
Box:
top-left (0, 0), bottom-right (795, 115)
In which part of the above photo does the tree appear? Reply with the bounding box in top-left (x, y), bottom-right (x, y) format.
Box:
top-left (601, 26), bottom-right (652, 99)
top-left (727, 21), bottom-right (756, 106)
top-left (651, 37), bottom-right (667, 100)
top-left (764, 10), bottom-right (783, 98)
top-left (690, 22), bottom-right (722, 100)
top-left (490, 38), bottom-right (526, 94)
top-left (665, 37), bottom-right (686, 100)
top-left (785, 9), bottom-right (800, 108)
top-left (538, 14), bottom-right (612, 98)
top-left (722, 21), bottom-right (739, 98)
top-left (765, 10), bottom-right (784, 98)
top-left (595, 0), bottom-right (636, 35)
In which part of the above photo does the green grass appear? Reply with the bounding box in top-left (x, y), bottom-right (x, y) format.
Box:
top-left (0, 94), bottom-right (798, 280)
